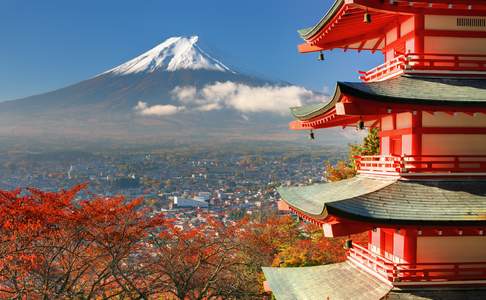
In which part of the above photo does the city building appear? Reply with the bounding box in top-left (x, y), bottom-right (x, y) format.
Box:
top-left (264, 1), bottom-right (486, 299)
top-left (172, 196), bottom-right (209, 208)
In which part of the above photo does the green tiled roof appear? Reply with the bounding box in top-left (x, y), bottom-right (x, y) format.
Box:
top-left (263, 262), bottom-right (392, 300)
top-left (278, 177), bottom-right (486, 225)
top-left (341, 76), bottom-right (486, 104)
top-left (297, 0), bottom-right (345, 40)
top-left (289, 102), bottom-right (329, 120)
top-left (277, 176), bottom-right (395, 216)
top-left (291, 76), bottom-right (486, 121)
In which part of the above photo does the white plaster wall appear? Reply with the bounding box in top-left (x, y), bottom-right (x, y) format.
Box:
top-left (393, 233), bottom-right (405, 263)
top-left (386, 27), bottom-right (398, 45)
top-left (397, 112), bottom-right (412, 129)
top-left (423, 112), bottom-right (486, 127)
top-left (401, 17), bottom-right (415, 35)
top-left (382, 115), bottom-right (394, 130)
top-left (381, 136), bottom-right (390, 155)
top-left (422, 134), bottom-right (486, 155)
top-left (405, 38), bottom-right (415, 54)
top-left (417, 236), bottom-right (486, 263)
top-left (370, 229), bottom-right (382, 255)
top-left (402, 134), bottom-right (413, 155)
top-left (425, 36), bottom-right (486, 55)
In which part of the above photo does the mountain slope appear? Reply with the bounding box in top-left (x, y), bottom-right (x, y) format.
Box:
top-left (0, 36), bottom-right (330, 146)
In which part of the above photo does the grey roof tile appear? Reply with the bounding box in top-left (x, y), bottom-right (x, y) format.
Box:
top-left (263, 262), bottom-right (392, 300)
top-left (291, 76), bottom-right (486, 121)
top-left (279, 177), bottom-right (486, 224)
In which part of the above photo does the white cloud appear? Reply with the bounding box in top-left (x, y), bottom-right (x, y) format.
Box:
top-left (171, 86), bottom-right (197, 103)
top-left (133, 81), bottom-right (327, 117)
top-left (134, 101), bottom-right (185, 116)
top-left (200, 82), bottom-right (323, 115)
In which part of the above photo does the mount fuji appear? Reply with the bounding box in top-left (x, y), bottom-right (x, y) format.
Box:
top-left (104, 36), bottom-right (233, 75)
top-left (0, 36), bottom-right (325, 146)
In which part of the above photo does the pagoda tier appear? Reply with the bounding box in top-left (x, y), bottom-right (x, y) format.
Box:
top-left (298, 0), bottom-right (486, 81)
top-left (290, 76), bottom-right (486, 128)
top-left (273, 177), bottom-right (486, 289)
top-left (278, 177), bottom-right (486, 229)
top-left (290, 76), bottom-right (486, 178)
top-left (264, 0), bottom-right (486, 297)
top-left (298, 0), bottom-right (486, 52)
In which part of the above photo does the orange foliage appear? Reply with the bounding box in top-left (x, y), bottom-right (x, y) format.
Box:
top-left (325, 160), bottom-right (356, 182)
top-left (272, 223), bottom-right (368, 267)
top-left (0, 185), bottom-right (366, 299)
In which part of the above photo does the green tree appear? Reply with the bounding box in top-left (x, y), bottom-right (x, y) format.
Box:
top-left (325, 128), bottom-right (380, 181)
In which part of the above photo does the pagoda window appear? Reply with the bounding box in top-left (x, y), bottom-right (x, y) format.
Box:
top-left (425, 15), bottom-right (486, 31)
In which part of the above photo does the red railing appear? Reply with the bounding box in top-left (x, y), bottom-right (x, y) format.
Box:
top-left (407, 53), bottom-right (486, 72)
top-left (354, 155), bottom-right (402, 174)
top-left (359, 53), bottom-right (486, 82)
top-left (347, 243), bottom-right (395, 282)
top-left (348, 243), bottom-right (486, 285)
top-left (354, 155), bottom-right (486, 175)
top-left (402, 155), bottom-right (486, 173)
top-left (359, 55), bottom-right (406, 82)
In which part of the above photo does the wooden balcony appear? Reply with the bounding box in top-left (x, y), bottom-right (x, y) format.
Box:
top-left (348, 243), bottom-right (486, 286)
top-left (359, 55), bottom-right (406, 82)
top-left (359, 53), bottom-right (486, 82)
top-left (354, 155), bottom-right (486, 177)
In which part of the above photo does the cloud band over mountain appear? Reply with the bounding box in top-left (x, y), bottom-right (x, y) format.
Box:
top-left (135, 81), bottom-right (326, 116)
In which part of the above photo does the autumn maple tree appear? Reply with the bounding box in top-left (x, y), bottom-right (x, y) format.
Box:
top-left (0, 184), bottom-right (164, 299)
top-left (0, 183), bottom-right (363, 299)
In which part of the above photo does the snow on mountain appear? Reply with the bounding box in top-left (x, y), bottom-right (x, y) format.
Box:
top-left (104, 36), bottom-right (233, 75)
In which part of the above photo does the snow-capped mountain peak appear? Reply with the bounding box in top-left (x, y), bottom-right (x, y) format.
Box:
top-left (104, 36), bottom-right (233, 75)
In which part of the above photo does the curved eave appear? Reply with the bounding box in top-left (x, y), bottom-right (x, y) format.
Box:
top-left (326, 205), bottom-right (486, 227)
top-left (339, 79), bottom-right (486, 108)
top-left (290, 84), bottom-right (341, 121)
top-left (277, 176), bottom-right (396, 217)
top-left (290, 76), bottom-right (486, 123)
top-left (298, 0), bottom-right (486, 53)
top-left (285, 201), bottom-right (486, 227)
top-left (298, 0), bottom-right (345, 40)
top-left (279, 178), bottom-right (486, 226)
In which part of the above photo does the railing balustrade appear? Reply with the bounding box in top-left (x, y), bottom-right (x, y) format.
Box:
top-left (354, 155), bottom-right (486, 175)
top-left (359, 53), bottom-right (486, 82)
top-left (348, 243), bottom-right (486, 284)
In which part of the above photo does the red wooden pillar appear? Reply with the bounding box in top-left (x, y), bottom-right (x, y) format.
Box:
top-left (402, 230), bottom-right (417, 264)
top-left (414, 14), bottom-right (425, 65)
top-left (411, 111), bottom-right (422, 156)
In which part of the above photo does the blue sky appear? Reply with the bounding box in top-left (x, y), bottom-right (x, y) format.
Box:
top-left (0, 0), bottom-right (383, 101)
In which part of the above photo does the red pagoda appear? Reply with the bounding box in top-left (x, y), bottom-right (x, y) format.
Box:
top-left (263, 1), bottom-right (486, 299)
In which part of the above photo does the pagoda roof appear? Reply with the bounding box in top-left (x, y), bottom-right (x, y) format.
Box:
top-left (298, 0), bottom-right (486, 53)
top-left (298, 0), bottom-right (344, 40)
top-left (278, 177), bottom-right (486, 225)
top-left (291, 76), bottom-right (486, 121)
top-left (262, 262), bottom-right (392, 300)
